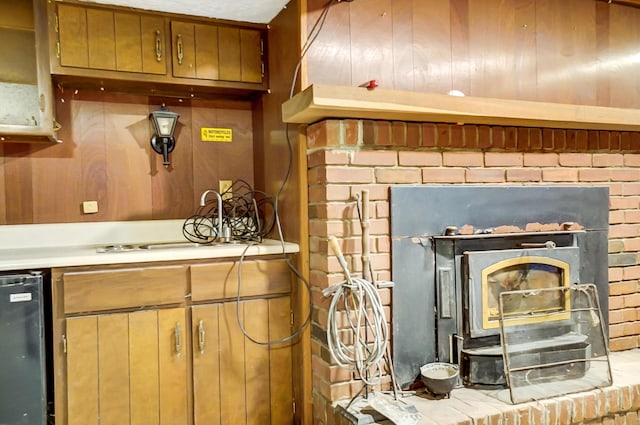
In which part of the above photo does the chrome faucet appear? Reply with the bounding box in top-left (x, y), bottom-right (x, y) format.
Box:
top-left (199, 189), bottom-right (223, 242)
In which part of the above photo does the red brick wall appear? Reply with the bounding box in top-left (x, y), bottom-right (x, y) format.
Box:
top-left (307, 118), bottom-right (640, 424)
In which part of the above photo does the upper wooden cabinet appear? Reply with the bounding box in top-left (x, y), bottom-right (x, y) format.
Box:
top-left (0, 0), bottom-right (57, 142)
top-left (170, 21), bottom-right (263, 84)
top-left (50, 1), bottom-right (267, 94)
top-left (56, 3), bottom-right (166, 75)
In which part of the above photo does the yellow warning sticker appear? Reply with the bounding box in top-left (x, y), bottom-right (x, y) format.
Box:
top-left (201, 127), bottom-right (232, 142)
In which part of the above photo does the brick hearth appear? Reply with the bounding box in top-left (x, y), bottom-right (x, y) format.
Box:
top-left (335, 349), bottom-right (640, 425)
top-left (306, 118), bottom-right (640, 425)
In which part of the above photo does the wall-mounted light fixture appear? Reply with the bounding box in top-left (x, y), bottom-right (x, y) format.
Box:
top-left (149, 105), bottom-right (179, 168)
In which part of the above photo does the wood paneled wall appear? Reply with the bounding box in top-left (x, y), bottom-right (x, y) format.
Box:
top-left (0, 89), bottom-right (255, 224)
top-left (304, 0), bottom-right (640, 108)
top-left (258, 2), bottom-right (311, 424)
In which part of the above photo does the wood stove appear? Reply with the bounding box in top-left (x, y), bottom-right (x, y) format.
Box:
top-left (390, 186), bottom-right (609, 389)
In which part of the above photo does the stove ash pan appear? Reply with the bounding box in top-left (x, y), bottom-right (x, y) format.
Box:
top-left (390, 185), bottom-right (609, 389)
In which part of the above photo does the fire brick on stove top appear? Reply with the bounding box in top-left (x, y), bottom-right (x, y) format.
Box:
top-left (390, 185), bottom-right (609, 389)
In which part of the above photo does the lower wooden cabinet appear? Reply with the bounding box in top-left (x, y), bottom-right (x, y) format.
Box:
top-left (192, 297), bottom-right (293, 425)
top-left (52, 258), bottom-right (295, 425)
top-left (65, 308), bottom-right (188, 425)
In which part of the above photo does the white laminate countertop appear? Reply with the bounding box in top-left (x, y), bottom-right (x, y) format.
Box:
top-left (0, 220), bottom-right (299, 271)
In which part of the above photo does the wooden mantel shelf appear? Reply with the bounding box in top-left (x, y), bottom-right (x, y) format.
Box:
top-left (282, 84), bottom-right (640, 131)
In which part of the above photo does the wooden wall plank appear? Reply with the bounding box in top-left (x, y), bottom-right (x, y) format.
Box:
top-left (535, 0), bottom-right (597, 104)
top-left (74, 97), bottom-right (107, 222)
top-left (390, 0), bottom-right (415, 90)
top-left (191, 98), bottom-right (254, 207)
top-left (450, 0), bottom-right (470, 96)
top-left (595, 2), bottom-right (611, 107)
top-left (305, 0), bottom-right (352, 86)
top-left (349, 0), bottom-right (394, 88)
top-left (467, 0), bottom-right (537, 100)
top-left (3, 143), bottom-right (34, 224)
top-left (608, 4), bottom-right (640, 107)
top-left (263, 3), bottom-right (311, 423)
top-left (215, 107), bottom-right (254, 186)
top-left (412, 0), bottom-right (451, 93)
top-left (191, 104), bottom-right (221, 203)
top-left (31, 95), bottom-right (102, 223)
top-left (103, 95), bottom-right (153, 220)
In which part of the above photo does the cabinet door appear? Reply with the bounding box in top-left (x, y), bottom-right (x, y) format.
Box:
top-left (171, 21), bottom-right (220, 80)
top-left (218, 26), bottom-right (263, 83)
top-left (140, 15), bottom-right (166, 74)
top-left (192, 296), bottom-right (294, 425)
top-left (57, 4), bottom-right (166, 75)
top-left (171, 20), bottom-right (262, 84)
top-left (0, 0), bottom-right (55, 140)
top-left (170, 20), bottom-right (196, 78)
top-left (65, 308), bottom-right (188, 425)
top-left (239, 28), bottom-right (263, 83)
top-left (56, 3), bottom-right (89, 68)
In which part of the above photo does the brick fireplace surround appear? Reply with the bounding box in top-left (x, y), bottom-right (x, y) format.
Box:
top-left (306, 118), bottom-right (640, 425)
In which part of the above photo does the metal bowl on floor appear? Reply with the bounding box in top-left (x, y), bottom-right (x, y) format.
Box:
top-left (420, 362), bottom-right (459, 396)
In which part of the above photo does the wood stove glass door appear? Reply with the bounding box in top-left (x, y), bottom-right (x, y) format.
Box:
top-left (465, 246), bottom-right (580, 339)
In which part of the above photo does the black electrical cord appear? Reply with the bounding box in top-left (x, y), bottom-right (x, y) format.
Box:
top-left (182, 179), bottom-right (277, 244)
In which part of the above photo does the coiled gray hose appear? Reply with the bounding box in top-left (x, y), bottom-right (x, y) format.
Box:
top-left (325, 236), bottom-right (389, 386)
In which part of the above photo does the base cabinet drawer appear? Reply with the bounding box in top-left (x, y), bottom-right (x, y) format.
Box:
top-left (191, 259), bottom-right (291, 302)
top-left (62, 265), bottom-right (187, 314)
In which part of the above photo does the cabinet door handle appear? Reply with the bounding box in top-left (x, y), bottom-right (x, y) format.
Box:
top-left (174, 322), bottom-right (182, 357)
top-left (155, 30), bottom-right (162, 61)
top-left (176, 34), bottom-right (184, 65)
top-left (198, 320), bottom-right (206, 355)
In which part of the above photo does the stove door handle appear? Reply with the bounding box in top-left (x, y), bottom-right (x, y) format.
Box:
top-left (520, 241), bottom-right (556, 249)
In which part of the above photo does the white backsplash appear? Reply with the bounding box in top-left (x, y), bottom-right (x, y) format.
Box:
top-left (0, 220), bottom-right (187, 250)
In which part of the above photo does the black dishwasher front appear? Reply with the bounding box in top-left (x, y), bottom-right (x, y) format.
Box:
top-left (0, 272), bottom-right (48, 425)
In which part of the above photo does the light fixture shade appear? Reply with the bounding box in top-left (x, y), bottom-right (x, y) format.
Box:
top-left (150, 107), bottom-right (179, 138)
